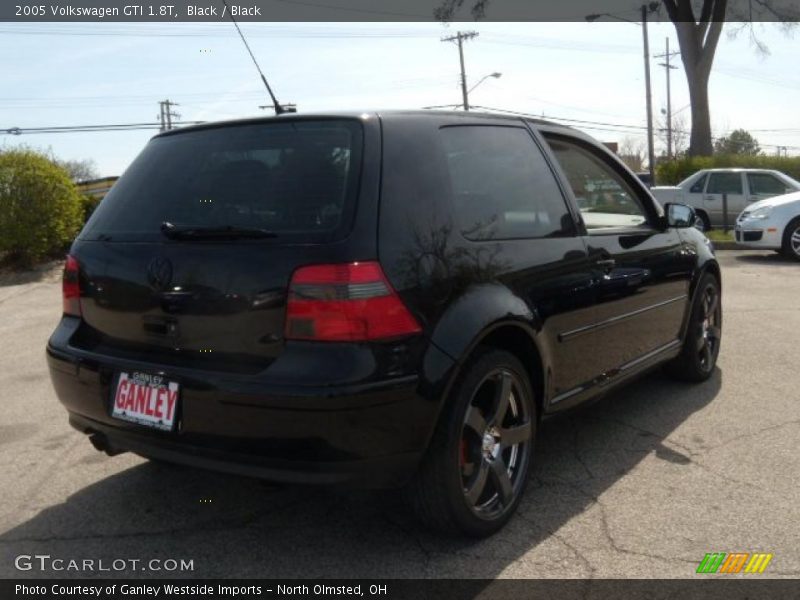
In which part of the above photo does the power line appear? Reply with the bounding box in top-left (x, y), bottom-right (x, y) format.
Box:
top-left (0, 76), bottom-right (449, 108)
top-left (2, 121), bottom-right (203, 135)
top-left (4, 111), bottom-right (800, 153)
top-left (468, 105), bottom-right (800, 151)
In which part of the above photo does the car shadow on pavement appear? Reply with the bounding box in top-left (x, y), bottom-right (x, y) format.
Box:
top-left (733, 251), bottom-right (798, 267)
top-left (0, 368), bottom-right (721, 579)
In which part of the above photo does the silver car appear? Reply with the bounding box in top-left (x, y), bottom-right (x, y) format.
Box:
top-left (651, 168), bottom-right (800, 231)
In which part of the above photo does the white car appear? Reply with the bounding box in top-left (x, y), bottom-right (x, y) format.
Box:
top-left (735, 191), bottom-right (800, 260)
top-left (651, 169), bottom-right (800, 231)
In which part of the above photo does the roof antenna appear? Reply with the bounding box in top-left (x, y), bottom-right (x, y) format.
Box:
top-left (220, 0), bottom-right (295, 114)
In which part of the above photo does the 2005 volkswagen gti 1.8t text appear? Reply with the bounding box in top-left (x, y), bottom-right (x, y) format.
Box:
top-left (47, 111), bottom-right (721, 537)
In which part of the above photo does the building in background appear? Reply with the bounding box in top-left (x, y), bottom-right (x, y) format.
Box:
top-left (76, 176), bottom-right (118, 201)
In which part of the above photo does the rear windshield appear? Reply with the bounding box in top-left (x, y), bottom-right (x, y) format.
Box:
top-left (81, 119), bottom-right (363, 242)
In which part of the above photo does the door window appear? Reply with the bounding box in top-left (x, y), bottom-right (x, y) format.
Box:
top-left (440, 126), bottom-right (574, 240)
top-left (545, 138), bottom-right (649, 231)
top-left (747, 173), bottom-right (788, 196)
top-left (689, 173), bottom-right (708, 193)
top-left (706, 172), bottom-right (743, 195)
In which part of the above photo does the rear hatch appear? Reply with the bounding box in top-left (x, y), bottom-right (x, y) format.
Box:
top-left (71, 117), bottom-right (372, 373)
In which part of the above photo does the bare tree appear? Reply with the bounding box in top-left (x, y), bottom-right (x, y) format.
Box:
top-left (657, 110), bottom-right (689, 157)
top-left (55, 158), bottom-right (99, 183)
top-left (618, 136), bottom-right (647, 171)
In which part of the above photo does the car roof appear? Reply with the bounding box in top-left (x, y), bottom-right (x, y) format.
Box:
top-left (152, 109), bottom-right (580, 139)
top-left (701, 168), bottom-right (780, 173)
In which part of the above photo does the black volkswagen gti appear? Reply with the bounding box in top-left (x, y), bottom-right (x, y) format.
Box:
top-left (47, 111), bottom-right (721, 537)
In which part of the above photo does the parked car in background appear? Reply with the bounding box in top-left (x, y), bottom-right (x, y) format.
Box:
top-left (47, 111), bottom-right (721, 537)
top-left (651, 169), bottom-right (800, 231)
top-left (735, 191), bottom-right (800, 260)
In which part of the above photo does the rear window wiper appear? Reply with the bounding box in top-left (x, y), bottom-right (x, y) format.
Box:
top-left (160, 222), bottom-right (277, 240)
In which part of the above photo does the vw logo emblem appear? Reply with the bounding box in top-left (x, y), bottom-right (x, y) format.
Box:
top-left (147, 256), bottom-right (173, 291)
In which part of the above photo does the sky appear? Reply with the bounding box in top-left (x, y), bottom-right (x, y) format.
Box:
top-left (1, 20), bottom-right (798, 177)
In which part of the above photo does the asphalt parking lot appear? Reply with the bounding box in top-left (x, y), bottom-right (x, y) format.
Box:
top-left (0, 250), bottom-right (798, 579)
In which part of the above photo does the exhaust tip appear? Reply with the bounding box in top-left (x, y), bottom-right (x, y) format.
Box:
top-left (88, 432), bottom-right (126, 456)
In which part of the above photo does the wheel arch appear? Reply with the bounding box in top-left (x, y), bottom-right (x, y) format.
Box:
top-left (433, 319), bottom-right (547, 429)
top-left (782, 215), bottom-right (800, 258)
top-left (680, 257), bottom-right (722, 341)
top-left (476, 324), bottom-right (546, 421)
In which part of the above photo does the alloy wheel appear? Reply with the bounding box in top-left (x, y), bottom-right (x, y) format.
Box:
top-left (697, 284), bottom-right (721, 372)
top-left (460, 368), bottom-right (532, 520)
top-left (791, 225), bottom-right (800, 258)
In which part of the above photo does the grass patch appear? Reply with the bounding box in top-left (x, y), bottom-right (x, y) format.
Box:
top-left (705, 229), bottom-right (735, 242)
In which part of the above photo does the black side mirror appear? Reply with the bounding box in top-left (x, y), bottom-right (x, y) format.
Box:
top-left (664, 203), bottom-right (697, 229)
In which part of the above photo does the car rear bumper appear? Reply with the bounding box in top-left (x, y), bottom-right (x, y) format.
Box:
top-left (66, 412), bottom-right (421, 487)
top-left (47, 320), bottom-right (450, 488)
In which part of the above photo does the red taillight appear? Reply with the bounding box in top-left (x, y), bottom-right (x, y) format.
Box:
top-left (285, 261), bottom-right (422, 342)
top-left (62, 255), bottom-right (81, 317)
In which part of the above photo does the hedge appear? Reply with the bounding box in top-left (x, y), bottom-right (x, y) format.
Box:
top-left (0, 150), bottom-right (84, 265)
top-left (656, 155), bottom-right (800, 186)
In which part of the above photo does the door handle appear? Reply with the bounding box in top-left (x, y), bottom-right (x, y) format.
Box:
top-left (595, 258), bottom-right (616, 270)
top-left (705, 195), bottom-right (715, 201)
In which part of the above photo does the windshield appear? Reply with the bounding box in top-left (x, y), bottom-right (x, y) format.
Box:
top-left (81, 119), bottom-right (363, 242)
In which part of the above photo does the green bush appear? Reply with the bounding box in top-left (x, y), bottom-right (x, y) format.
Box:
top-left (656, 155), bottom-right (800, 186)
top-left (79, 193), bottom-right (103, 222)
top-left (0, 150), bottom-right (83, 265)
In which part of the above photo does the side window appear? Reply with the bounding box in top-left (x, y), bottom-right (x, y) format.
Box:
top-left (545, 138), bottom-right (649, 231)
top-left (690, 173), bottom-right (708, 193)
top-left (748, 173), bottom-right (787, 195)
top-left (706, 172), bottom-right (743, 195)
top-left (439, 126), bottom-right (574, 240)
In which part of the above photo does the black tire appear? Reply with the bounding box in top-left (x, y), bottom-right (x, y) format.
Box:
top-left (665, 272), bottom-right (722, 382)
top-left (781, 217), bottom-right (800, 261)
top-left (693, 210), bottom-right (711, 232)
top-left (406, 348), bottom-right (536, 537)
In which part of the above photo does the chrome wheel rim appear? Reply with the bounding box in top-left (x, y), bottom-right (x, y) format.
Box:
top-left (460, 368), bottom-right (532, 520)
top-left (791, 226), bottom-right (800, 257)
top-left (697, 285), bottom-right (721, 372)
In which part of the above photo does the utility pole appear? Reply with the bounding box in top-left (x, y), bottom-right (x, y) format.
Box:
top-left (655, 38), bottom-right (680, 159)
top-left (441, 31), bottom-right (478, 111)
top-left (158, 102), bottom-right (165, 132)
top-left (157, 100), bottom-right (180, 131)
top-left (641, 5), bottom-right (656, 185)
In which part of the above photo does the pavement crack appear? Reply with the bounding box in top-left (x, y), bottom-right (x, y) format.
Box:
top-left (515, 510), bottom-right (597, 579)
top-left (703, 419), bottom-right (800, 453)
top-left (594, 498), bottom-right (703, 567)
top-left (377, 511), bottom-right (432, 572)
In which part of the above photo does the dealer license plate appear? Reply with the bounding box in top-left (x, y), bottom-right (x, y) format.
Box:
top-left (111, 372), bottom-right (179, 431)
